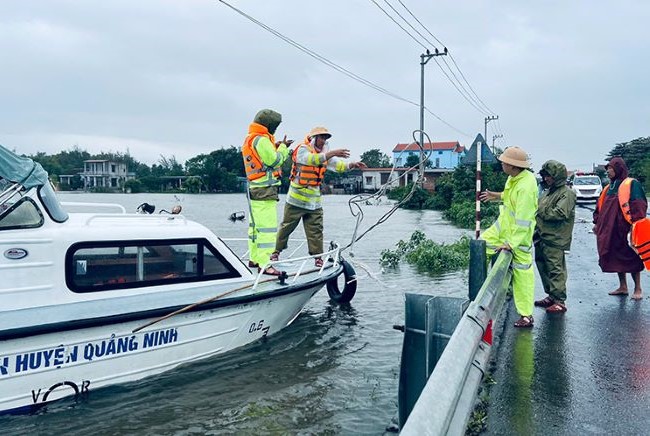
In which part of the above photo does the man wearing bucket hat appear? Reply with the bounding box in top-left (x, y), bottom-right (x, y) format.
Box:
top-left (271, 126), bottom-right (366, 267)
top-left (480, 146), bottom-right (538, 327)
top-left (241, 109), bottom-right (293, 276)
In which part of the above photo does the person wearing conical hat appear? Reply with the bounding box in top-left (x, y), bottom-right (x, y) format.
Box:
top-left (241, 109), bottom-right (293, 275)
top-left (480, 146), bottom-right (538, 328)
top-left (271, 126), bottom-right (366, 267)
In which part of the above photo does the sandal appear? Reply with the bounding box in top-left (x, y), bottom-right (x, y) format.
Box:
top-left (314, 257), bottom-right (324, 268)
top-left (514, 315), bottom-right (534, 328)
top-left (270, 252), bottom-right (279, 262)
top-left (534, 296), bottom-right (554, 308)
top-left (546, 302), bottom-right (567, 313)
top-left (262, 266), bottom-right (283, 276)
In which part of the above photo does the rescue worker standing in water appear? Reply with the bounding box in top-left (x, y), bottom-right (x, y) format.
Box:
top-left (241, 109), bottom-right (293, 275)
top-left (480, 146), bottom-right (538, 328)
top-left (533, 160), bottom-right (576, 313)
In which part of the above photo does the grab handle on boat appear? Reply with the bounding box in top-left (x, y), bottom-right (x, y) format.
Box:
top-left (61, 202), bottom-right (127, 213)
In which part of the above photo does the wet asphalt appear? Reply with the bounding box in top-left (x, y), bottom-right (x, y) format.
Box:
top-left (485, 205), bottom-right (650, 435)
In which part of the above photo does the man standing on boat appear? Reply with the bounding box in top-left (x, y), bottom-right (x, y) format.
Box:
top-left (271, 126), bottom-right (366, 267)
top-left (479, 146), bottom-right (538, 328)
top-left (241, 109), bottom-right (293, 275)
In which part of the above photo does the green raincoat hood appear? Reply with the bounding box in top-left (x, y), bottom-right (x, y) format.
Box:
top-left (253, 109), bottom-right (282, 135)
top-left (540, 160), bottom-right (567, 190)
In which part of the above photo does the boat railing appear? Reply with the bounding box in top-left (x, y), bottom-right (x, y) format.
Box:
top-left (251, 243), bottom-right (341, 290)
top-left (61, 202), bottom-right (127, 214)
top-left (83, 213), bottom-right (187, 226)
top-left (0, 182), bottom-right (23, 208)
top-left (222, 237), bottom-right (308, 262)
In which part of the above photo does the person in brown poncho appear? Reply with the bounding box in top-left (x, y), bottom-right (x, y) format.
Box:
top-left (593, 157), bottom-right (648, 300)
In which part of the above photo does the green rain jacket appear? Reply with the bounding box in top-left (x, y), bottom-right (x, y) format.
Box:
top-left (536, 160), bottom-right (576, 250)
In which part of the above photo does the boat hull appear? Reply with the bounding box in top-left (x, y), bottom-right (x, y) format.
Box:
top-left (0, 283), bottom-right (323, 414)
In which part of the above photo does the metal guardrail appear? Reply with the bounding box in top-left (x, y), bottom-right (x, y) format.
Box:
top-left (400, 250), bottom-right (513, 435)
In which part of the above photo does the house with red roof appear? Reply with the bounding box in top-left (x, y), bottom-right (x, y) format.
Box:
top-left (392, 141), bottom-right (466, 169)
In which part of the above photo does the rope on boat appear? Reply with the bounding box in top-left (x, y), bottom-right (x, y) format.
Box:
top-left (131, 266), bottom-right (327, 333)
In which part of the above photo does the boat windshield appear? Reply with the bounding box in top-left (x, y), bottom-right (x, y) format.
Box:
top-left (38, 182), bottom-right (68, 222)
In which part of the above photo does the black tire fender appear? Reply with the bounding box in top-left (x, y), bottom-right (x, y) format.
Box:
top-left (326, 259), bottom-right (357, 303)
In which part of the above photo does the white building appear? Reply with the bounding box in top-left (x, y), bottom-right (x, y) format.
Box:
top-left (81, 160), bottom-right (133, 190)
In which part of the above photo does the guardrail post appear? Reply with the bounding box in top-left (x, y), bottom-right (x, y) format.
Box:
top-left (399, 251), bottom-right (513, 435)
top-left (397, 294), bottom-right (468, 427)
top-left (468, 239), bottom-right (487, 301)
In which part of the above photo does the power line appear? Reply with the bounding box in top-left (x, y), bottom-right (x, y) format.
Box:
top-left (370, 0), bottom-right (493, 116)
top-left (394, 0), bottom-right (497, 115)
top-left (369, 0), bottom-right (428, 51)
top-left (217, 0), bottom-right (472, 138)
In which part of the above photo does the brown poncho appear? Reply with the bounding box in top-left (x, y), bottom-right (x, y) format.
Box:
top-left (593, 157), bottom-right (648, 272)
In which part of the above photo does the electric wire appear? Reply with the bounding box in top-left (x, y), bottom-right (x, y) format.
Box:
top-left (395, 0), bottom-right (498, 116)
top-left (369, 0), bottom-right (428, 51)
top-left (217, 0), bottom-right (470, 138)
top-left (343, 129), bottom-right (434, 253)
top-left (370, 0), bottom-right (493, 116)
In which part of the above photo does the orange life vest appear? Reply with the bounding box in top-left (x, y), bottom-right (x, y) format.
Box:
top-left (631, 218), bottom-right (650, 271)
top-left (598, 177), bottom-right (650, 270)
top-left (290, 142), bottom-right (327, 187)
top-left (597, 177), bottom-right (633, 224)
top-left (241, 123), bottom-right (280, 182)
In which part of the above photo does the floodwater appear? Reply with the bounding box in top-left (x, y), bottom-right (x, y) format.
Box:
top-left (1, 193), bottom-right (471, 435)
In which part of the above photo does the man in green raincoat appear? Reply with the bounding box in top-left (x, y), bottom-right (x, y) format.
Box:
top-left (533, 160), bottom-right (576, 313)
top-left (480, 146), bottom-right (538, 328)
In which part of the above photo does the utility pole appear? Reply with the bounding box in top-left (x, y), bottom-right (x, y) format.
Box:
top-left (419, 48), bottom-right (447, 184)
top-left (484, 115), bottom-right (498, 144)
top-left (492, 134), bottom-right (503, 154)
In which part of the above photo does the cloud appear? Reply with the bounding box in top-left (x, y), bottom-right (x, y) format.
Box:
top-left (0, 0), bottom-right (649, 170)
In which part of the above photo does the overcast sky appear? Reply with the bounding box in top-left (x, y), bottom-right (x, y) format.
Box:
top-left (1, 0), bottom-right (648, 170)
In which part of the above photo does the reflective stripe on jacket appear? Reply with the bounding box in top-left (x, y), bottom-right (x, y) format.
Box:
top-left (290, 141), bottom-right (327, 187)
top-left (286, 140), bottom-right (348, 211)
top-left (241, 122), bottom-right (288, 187)
top-left (492, 170), bottom-right (538, 253)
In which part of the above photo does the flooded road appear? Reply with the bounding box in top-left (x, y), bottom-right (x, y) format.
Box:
top-left (1, 193), bottom-right (470, 435)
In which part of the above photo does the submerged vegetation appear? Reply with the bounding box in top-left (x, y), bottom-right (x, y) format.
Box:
top-left (380, 230), bottom-right (470, 274)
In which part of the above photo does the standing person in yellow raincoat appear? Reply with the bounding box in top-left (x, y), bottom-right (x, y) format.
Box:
top-left (480, 146), bottom-right (538, 327)
top-left (241, 109), bottom-right (293, 275)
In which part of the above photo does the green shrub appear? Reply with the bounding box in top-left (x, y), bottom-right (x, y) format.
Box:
top-left (380, 230), bottom-right (470, 274)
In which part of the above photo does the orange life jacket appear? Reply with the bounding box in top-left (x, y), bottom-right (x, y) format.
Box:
top-left (598, 177), bottom-right (650, 270)
top-left (631, 218), bottom-right (650, 271)
top-left (290, 142), bottom-right (327, 187)
top-left (241, 123), bottom-right (280, 182)
top-left (597, 177), bottom-right (633, 224)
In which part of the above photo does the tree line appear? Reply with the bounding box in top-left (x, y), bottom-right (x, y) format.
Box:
top-left (28, 136), bottom-right (647, 196)
top-left (29, 145), bottom-right (393, 193)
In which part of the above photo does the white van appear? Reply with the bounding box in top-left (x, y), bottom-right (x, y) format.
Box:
top-left (570, 173), bottom-right (603, 201)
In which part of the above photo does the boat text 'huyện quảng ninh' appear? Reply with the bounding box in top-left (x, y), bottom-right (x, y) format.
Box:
top-left (0, 144), bottom-right (357, 414)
